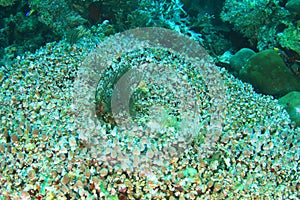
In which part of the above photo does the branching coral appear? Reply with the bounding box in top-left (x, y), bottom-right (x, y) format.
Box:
top-left (277, 23), bottom-right (300, 55)
top-left (112, 0), bottom-right (203, 44)
top-left (28, 0), bottom-right (88, 38)
top-left (0, 0), bottom-right (16, 7)
top-left (221, 0), bottom-right (291, 50)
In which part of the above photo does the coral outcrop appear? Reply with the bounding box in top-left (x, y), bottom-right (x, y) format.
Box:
top-left (0, 28), bottom-right (299, 199)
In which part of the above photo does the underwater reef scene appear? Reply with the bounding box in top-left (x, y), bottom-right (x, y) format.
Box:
top-left (0, 0), bottom-right (300, 199)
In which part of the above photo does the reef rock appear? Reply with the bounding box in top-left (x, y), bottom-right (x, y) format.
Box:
top-left (229, 48), bottom-right (256, 76)
top-left (286, 0), bottom-right (300, 14)
top-left (239, 49), bottom-right (300, 97)
top-left (278, 91), bottom-right (300, 127)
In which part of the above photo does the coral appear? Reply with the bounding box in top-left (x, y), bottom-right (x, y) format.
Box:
top-left (24, 0), bottom-right (203, 45)
top-left (221, 0), bottom-right (292, 50)
top-left (0, 27), bottom-right (299, 199)
top-left (0, 0), bottom-right (203, 65)
top-left (182, 0), bottom-right (232, 55)
top-left (28, 0), bottom-right (88, 38)
top-left (277, 23), bottom-right (300, 55)
top-left (0, 3), bottom-right (58, 65)
top-left (73, 27), bottom-right (225, 172)
top-left (0, 0), bottom-right (16, 7)
top-left (118, 0), bottom-right (203, 43)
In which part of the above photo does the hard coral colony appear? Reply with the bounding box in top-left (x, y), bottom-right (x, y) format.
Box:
top-left (0, 1), bottom-right (299, 200)
top-left (0, 27), bottom-right (299, 199)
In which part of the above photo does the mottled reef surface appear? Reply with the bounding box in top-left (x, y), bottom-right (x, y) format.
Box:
top-left (0, 32), bottom-right (299, 199)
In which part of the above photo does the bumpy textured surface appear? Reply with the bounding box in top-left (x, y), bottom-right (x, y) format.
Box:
top-left (221, 0), bottom-right (292, 51)
top-left (73, 27), bottom-right (226, 174)
top-left (0, 28), bottom-right (299, 199)
top-left (0, 0), bottom-right (16, 7)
